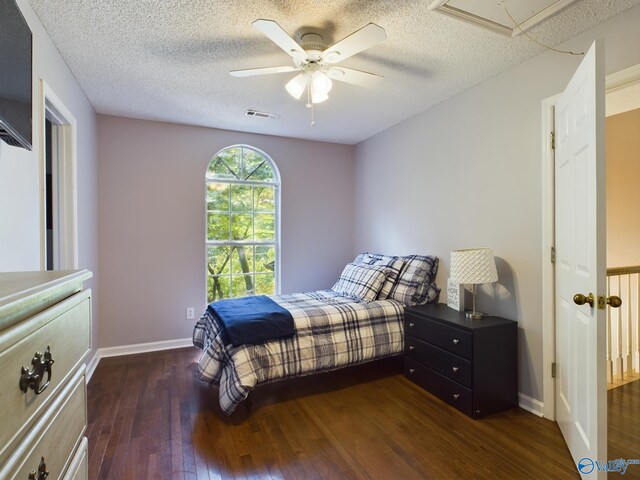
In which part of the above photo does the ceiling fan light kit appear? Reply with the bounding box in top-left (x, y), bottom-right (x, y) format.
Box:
top-left (285, 74), bottom-right (307, 99)
top-left (230, 19), bottom-right (387, 125)
top-left (284, 68), bottom-right (333, 105)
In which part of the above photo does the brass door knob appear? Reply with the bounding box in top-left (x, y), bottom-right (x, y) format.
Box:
top-left (573, 293), bottom-right (594, 307)
top-left (606, 295), bottom-right (622, 308)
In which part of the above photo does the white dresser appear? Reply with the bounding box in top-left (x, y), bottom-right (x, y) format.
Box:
top-left (0, 270), bottom-right (92, 480)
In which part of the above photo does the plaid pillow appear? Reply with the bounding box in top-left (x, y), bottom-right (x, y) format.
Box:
top-left (389, 255), bottom-right (440, 306)
top-left (362, 254), bottom-right (406, 300)
top-left (354, 253), bottom-right (440, 305)
top-left (331, 263), bottom-right (389, 303)
top-left (353, 252), bottom-right (367, 264)
top-left (419, 282), bottom-right (441, 305)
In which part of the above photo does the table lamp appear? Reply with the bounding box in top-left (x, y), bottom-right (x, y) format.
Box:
top-left (450, 248), bottom-right (498, 319)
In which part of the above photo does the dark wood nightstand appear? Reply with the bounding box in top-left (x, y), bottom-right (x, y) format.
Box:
top-left (404, 303), bottom-right (518, 418)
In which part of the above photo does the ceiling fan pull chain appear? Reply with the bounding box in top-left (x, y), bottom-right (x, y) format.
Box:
top-left (306, 86), bottom-right (315, 126)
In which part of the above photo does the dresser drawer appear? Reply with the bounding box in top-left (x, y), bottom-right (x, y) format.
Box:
top-left (404, 314), bottom-right (472, 359)
top-left (0, 291), bottom-right (90, 460)
top-left (62, 437), bottom-right (88, 480)
top-left (405, 336), bottom-right (472, 387)
top-left (405, 358), bottom-right (472, 416)
top-left (0, 369), bottom-right (86, 480)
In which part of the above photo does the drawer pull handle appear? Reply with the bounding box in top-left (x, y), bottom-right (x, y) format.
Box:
top-left (408, 322), bottom-right (415, 328)
top-left (408, 368), bottom-right (415, 374)
top-left (28, 457), bottom-right (49, 480)
top-left (452, 394), bottom-right (460, 401)
top-left (408, 345), bottom-right (415, 351)
top-left (452, 338), bottom-right (460, 345)
top-left (20, 346), bottom-right (54, 395)
top-left (452, 366), bottom-right (459, 373)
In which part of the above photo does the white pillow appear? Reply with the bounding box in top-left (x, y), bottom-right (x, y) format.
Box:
top-left (331, 263), bottom-right (388, 302)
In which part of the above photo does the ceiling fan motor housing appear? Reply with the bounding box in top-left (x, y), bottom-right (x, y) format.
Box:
top-left (300, 32), bottom-right (325, 56)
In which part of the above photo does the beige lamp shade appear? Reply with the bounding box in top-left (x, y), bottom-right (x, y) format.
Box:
top-left (450, 248), bottom-right (498, 285)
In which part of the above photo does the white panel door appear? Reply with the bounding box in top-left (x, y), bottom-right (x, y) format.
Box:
top-left (554, 41), bottom-right (606, 479)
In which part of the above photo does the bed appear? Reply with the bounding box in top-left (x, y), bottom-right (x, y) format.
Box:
top-left (193, 253), bottom-right (440, 414)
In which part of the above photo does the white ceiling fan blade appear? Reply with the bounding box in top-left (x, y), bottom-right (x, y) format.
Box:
top-left (252, 19), bottom-right (306, 59)
top-left (327, 67), bottom-right (384, 88)
top-left (321, 23), bottom-right (387, 64)
top-left (230, 66), bottom-right (299, 77)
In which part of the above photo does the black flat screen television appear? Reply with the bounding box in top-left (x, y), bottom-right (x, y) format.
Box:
top-left (0, 0), bottom-right (33, 150)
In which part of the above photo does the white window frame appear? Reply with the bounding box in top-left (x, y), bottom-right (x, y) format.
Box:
top-left (205, 145), bottom-right (281, 301)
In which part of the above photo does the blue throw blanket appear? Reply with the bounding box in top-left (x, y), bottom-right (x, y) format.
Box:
top-left (208, 295), bottom-right (294, 346)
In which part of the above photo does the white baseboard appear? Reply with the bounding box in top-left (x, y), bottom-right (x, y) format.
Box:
top-left (99, 337), bottom-right (193, 358)
top-left (85, 338), bottom-right (193, 383)
top-left (518, 392), bottom-right (545, 417)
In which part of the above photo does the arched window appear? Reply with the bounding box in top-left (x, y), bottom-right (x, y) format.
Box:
top-left (206, 145), bottom-right (280, 302)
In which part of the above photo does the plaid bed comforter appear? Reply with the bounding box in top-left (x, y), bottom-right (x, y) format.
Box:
top-left (192, 290), bottom-right (405, 414)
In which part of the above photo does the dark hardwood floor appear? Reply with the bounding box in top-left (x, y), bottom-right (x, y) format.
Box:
top-left (608, 379), bottom-right (640, 477)
top-left (87, 347), bottom-right (580, 479)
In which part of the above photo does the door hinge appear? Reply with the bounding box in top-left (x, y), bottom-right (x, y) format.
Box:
top-left (550, 131), bottom-right (555, 150)
top-left (551, 362), bottom-right (557, 378)
top-left (550, 246), bottom-right (556, 264)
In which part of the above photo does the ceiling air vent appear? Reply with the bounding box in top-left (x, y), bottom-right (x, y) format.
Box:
top-left (245, 109), bottom-right (280, 119)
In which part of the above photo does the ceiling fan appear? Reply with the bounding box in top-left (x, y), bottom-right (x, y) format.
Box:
top-left (230, 19), bottom-right (387, 109)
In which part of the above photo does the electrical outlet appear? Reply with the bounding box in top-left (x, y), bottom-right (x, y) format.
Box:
top-left (186, 307), bottom-right (195, 320)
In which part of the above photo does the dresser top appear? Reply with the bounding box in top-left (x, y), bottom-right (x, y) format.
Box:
top-left (0, 270), bottom-right (92, 332)
top-left (406, 303), bottom-right (516, 330)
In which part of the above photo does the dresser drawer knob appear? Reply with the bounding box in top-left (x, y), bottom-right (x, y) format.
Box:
top-left (408, 345), bottom-right (415, 351)
top-left (28, 457), bottom-right (49, 480)
top-left (408, 322), bottom-right (415, 328)
top-left (408, 368), bottom-right (415, 374)
top-left (452, 338), bottom-right (460, 345)
top-left (452, 366), bottom-right (459, 373)
top-left (20, 346), bottom-right (54, 395)
top-left (452, 393), bottom-right (460, 401)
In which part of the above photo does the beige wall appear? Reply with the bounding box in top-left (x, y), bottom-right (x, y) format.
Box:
top-left (353, 6), bottom-right (640, 402)
top-left (0, 1), bottom-right (99, 353)
top-left (606, 109), bottom-right (640, 268)
top-left (97, 115), bottom-right (355, 348)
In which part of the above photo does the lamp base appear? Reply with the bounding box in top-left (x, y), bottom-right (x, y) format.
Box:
top-left (465, 311), bottom-right (485, 320)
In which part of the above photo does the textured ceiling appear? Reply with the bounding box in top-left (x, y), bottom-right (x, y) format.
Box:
top-left (29, 0), bottom-right (640, 144)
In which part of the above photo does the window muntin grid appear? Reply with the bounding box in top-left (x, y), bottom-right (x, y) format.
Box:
top-left (205, 146), bottom-right (280, 302)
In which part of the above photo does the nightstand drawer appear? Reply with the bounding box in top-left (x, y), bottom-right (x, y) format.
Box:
top-left (405, 358), bottom-right (472, 416)
top-left (404, 315), bottom-right (472, 359)
top-left (405, 336), bottom-right (472, 387)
